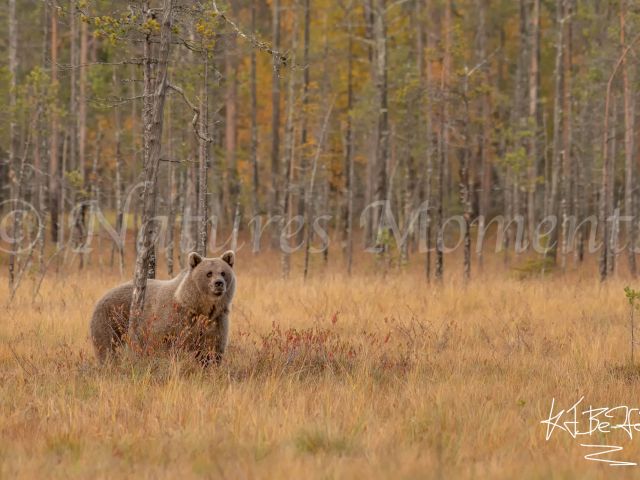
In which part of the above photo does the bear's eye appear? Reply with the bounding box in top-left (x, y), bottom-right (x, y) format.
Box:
top-left (207, 272), bottom-right (213, 278)
top-left (221, 272), bottom-right (226, 277)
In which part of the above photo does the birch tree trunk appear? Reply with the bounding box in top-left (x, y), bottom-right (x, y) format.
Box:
top-left (129, 0), bottom-right (174, 348)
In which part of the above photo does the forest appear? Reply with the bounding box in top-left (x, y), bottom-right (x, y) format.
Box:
top-left (2, 0), bottom-right (640, 478)
top-left (3, 0), bottom-right (640, 281)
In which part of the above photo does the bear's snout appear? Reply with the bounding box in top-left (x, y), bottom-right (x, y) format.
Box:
top-left (213, 279), bottom-right (226, 295)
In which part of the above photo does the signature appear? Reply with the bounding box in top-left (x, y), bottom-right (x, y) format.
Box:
top-left (541, 397), bottom-right (640, 466)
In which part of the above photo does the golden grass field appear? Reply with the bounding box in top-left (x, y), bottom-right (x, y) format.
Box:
top-left (3, 240), bottom-right (640, 479)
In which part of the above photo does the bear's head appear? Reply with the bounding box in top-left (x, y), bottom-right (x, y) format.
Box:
top-left (187, 250), bottom-right (236, 300)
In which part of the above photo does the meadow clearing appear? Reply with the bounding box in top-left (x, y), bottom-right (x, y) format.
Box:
top-left (2, 243), bottom-right (640, 479)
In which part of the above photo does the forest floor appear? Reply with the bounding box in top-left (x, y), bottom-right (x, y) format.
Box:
top-left (2, 247), bottom-right (640, 479)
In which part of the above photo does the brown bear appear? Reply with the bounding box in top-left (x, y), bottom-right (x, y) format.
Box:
top-left (90, 250), bottom-right (236, 364)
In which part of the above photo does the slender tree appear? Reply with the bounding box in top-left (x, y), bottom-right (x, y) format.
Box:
top-left (270, 0), bottom-right (281, 249)
top-left (547, 0), bottom-right (564, 266)
top-left (250, 0), bottom-right (260, 243)
top-left (527, 0), bottom-right (540, 249)
top-left (129, 0), bottom-right (175, 347)
top-left (621, 0), bottom-right (636, 277)
top-left (50, 0), bottom-right (60, 244)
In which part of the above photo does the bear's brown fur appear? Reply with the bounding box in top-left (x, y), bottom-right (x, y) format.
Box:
top-left (90, 251), bottom-right (236, 364)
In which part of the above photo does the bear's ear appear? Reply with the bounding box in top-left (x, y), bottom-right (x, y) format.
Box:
top-left (221, 250), bottom-right (235, 268)
top-left (188, 252), bottom-right (203, 269)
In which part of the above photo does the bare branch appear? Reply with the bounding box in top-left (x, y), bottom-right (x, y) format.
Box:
top-left (167, 82), bottom-right (214, 143)
top-left (208, 0), bottom-right (301, 73)
top-left (160, 158), bottom-right (193, 163)
top-left (55, 58), bottom-right (156, 71)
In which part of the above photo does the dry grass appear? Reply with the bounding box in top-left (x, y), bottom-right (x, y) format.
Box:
top-left (2, 246), bottom-right (640, 479)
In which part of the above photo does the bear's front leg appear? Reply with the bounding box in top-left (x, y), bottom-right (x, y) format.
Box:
top-left (197, 311), bottom-right (230, 367)
top-left (212, 311), bottom-right (230, 364)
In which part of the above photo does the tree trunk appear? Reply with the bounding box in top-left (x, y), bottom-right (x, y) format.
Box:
top-left (198, 56), bottom-right (209, 257)
top-left (548, 0), bottom-right (564, 265)
top-left (424, 0), bottom-right (434, 282)
top-left (226, 37), bottom-right (239, 228)
top-left (270, 0), bottom-right (281, 250)
top-left (297, 0), bottom-right (311, 246)
top-left (280, 2), bottom-right (299, 279)
top-left (89, 131), bottom-right (103, 271)
top-left (560, 0), bottom-right (572, 273)
top-left (304, 102), bottom-right (334, 280)
top-left (50, 1), bottom-right (59, 245)
top-left (527, 0), bottom-right (540, 250)
top-left (129, 0), bottom-right (174, 348)
top-left (621, 0), bottom-right (636, 277)
top-left (477, 0), bottom-right (490, 271)
top-left (131, 62), bottom-right (139, 256)
top-left (373, 0), bottom-right (389, 259)
top-left (608, 98), bottom-right (617, 277)
top-left (363, 0), bottom-right (375, 249)
top-left (79, 13), bottom-right (87, 185)
top-left (110, 65), bottom-right (125, 278)
top-left (7, 0), bottom-right (19, 287)
top-left (166, 94), bottom-right (175, 278)
top-left (436, 0), bottom-right (450, 283)
top-left (461, 78), bottom-right (472, 283)
top-left (70, 1), bottom-right (77, 173)
top-left (179, 159), bottom-right (188, 269)
top-left (7, 0), bottom-right (17, 237)
top-left (77, 11), bottom-right (88, 269)
top-left (346, 0), bottom-right (354, 275)
top-left (250, 0), bottom-right (260, 247)
top-left (142, 6), bottom-right (158, 279)
top-left (59, 132), bottom-right (68, 264)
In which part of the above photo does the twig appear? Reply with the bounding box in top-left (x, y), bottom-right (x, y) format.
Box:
top-left (55, 58), bottom-right (156, 71)
top-left (167, 82), bottom-right (214, 143)
top-left (32, 243), bottom-right (71, 304)
top-left (8, 236), bottom-right (39, 306)
top-left (7, 343), bottom-right (36, 377)
top-left (208, 0), bottom-right (301, 73)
